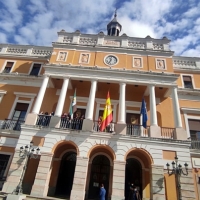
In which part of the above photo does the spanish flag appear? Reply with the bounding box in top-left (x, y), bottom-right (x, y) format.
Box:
top-left (100, 91), bottom-right (113, 132)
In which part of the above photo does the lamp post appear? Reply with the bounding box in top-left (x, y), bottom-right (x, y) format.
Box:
top-left (14, 141), bottom-right (40, 195)
top-left (166, 156), bottom-right (188, 200)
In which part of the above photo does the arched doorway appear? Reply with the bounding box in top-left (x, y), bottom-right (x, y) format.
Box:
top-left (55, 151), bottom-right (77, 198)
top-left (88, 155), bottom-right (110, 200)
top-left (125, 158), bottom-right (142, 200)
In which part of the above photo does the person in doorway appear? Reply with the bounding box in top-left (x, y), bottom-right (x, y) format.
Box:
top-left (132, 187), bottom-right (141, 200)
top-left (99, 183), bottom-right (106, 200)
top-left (128, 183), bottom-right (134, 200)
top-left (109, 121), bottom-right (115, 133)
top-left (97, 116), bottom-right (102, 131)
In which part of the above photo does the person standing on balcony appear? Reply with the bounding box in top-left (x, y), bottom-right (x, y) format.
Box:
top-left (97, 116), bottom-right (102, 131)
top-left (109, 121), bottom-right (115, 133)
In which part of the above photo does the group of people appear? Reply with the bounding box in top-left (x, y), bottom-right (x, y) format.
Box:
top-left (60, 112), bottom-right (85, 130)
top-left (97, 116), bottom-right (115, 133)
top-left (127, 183), bottom-right (141, 200)
top-left (99, 182), bottom-right (141, 200)
top-left (37, 111), bottom-right (54, 126)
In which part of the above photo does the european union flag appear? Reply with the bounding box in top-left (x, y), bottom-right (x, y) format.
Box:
top-left (140, 98), bottom-right (148, 128)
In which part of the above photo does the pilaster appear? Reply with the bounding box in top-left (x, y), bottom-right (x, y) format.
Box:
top-left (70, 156), bottom-right (89, 200)
top-left (151, 165), bottom-right (166, 200)
top-left (111, 160), bottom-right (126, 200)
top-left (30, 153), bottom-right (53, 197)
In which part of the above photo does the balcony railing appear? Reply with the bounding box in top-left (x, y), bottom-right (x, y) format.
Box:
top-left (161, 127), bottom-right (175, 139)
top-left (126, 124), bottom-right (150, 137)
top-left (93, 121), bottom-right (116, 133)
top-left (36, 115), bottom-right (51, 127)
top-left (190, 139), bottom-right (200, 149)
top-left (0, 119), bottom-right (24, 131)
top-left (60, 118), bottom-right (83, 130)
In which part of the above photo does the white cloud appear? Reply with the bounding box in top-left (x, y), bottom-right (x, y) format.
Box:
top-left (0, 0), bottom-right (199, 56)
top-left (0, 33), bottom-right (7, 43)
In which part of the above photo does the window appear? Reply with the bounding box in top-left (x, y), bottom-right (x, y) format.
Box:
top-left (3, 62), bottom-right (14, 73)
top-left (183, 76), bottom-right (193, 89)
top-left (12, 103), bottom-right (29, 122)
top-left (30, 63), bottom-right (41, 76)
top-left (0, 154), bottom-right (10, 178)
top-left (188, 119), bottom-right (200, 139)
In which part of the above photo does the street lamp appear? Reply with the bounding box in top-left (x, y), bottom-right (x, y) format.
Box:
top-left (166, 156), bottom-right (188, 200)
top-left (13, 141), bottom-right (40, 195)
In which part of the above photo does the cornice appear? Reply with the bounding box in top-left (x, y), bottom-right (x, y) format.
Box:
top-left (44, 64), bottom-right (179, 86)
top-left (178, 88), bottom-right (200, 96)
top-left (52, 43), bottom-right (174, 57)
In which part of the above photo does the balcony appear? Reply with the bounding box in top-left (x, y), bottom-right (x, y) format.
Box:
top-left (0, 119), bottom-right (24, 131)
top-left (190, 139), bottom-right (200, 150)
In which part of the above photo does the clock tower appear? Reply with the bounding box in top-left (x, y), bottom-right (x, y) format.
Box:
top-left (107, 10), bottom-right (122, 36)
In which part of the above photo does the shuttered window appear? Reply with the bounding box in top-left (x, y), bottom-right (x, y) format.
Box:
top-left (188, 119), bottom-right (200, 139)
top-left (30, 63), bottom-right (41, 76)
top-left (183, 76), bottom-right (193, 89)
top-left (3, 62), bottom-right (14, 73)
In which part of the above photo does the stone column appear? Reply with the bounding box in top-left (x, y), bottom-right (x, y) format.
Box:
top-left (32, 75), bottom-right (49, 114)
top-left (25, 75), bottom-right (49, 125)
top-left (54, 77), bottom-right (69, 117)
top-left (149, 85), bottom-right (157, 126)
top-left (30, 153), bottom-right (53, 197)
top-left (151, 165), bottom-right (166, 200)
top-left (70, 156), bottom-right (89, 200)
top-left (111, 160), bottom-right (126, 200)
top-left (50, 77), bottom-right (69, 128)
top-left (171, 86), bottom-right (188, 140)
top-left (82, 80), bottom-right (97, 131)
top-left (115, 83), bottom-right (126, 135)
top-left (149, 85), bottom-right (161, 138)
top-left (2, 150), bottom-right (24, 194)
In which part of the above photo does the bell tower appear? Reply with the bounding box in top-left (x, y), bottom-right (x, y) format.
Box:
top-left (107, 10), bottom-right (122, 36)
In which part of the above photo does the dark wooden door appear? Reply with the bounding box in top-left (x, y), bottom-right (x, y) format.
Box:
top-left (126, 113), bottom-right (140, 124)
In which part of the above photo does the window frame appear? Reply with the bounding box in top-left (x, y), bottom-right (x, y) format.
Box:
top-left (0, 152), bottom-right (13, 178)
top-left (181, 74), bottom-right (196, 89)
top-left (0, 60), bottom-right (16, 73)
top-left (28, 62), bottom-right (43, 76)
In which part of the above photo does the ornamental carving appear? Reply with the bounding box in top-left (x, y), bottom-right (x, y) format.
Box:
top-left (32, 49), bottom-right (52, 56)
top-left (153, 43), bottom-right (164, 50)
top-left (7, 48), bottom-right (27, 54)
top-left (128, 41), bottom-right (145, 49)
top-left (79, 37), bottom-right (97, 45)
top-left (63, 36), bottom-right (73, 43)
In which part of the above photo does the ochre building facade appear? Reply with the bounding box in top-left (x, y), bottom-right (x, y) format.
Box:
top-left (0, 14), bottom-right (200, 200)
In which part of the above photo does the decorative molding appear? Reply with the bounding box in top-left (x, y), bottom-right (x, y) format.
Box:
top-left (181, 108), bottom-right (200, 114)
top-left (133, 56), bottom-right (143, 68)
top-left (14, 92), bottom-right (37, 98)
top-left (155, 58), bottom-right (167, 70)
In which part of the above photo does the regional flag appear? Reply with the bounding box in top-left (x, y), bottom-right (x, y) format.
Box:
top-left (140, 98), bottom-right (148, 128)
top-left (100, 91), bottom-right (113, 132)
top-left (70, 89), bottom-right (77, 119)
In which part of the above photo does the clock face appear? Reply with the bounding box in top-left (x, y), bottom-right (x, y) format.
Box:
top-left (104, 55), bottom-right (118, 66)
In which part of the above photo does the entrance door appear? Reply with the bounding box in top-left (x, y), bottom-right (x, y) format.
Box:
top-left (55, 152), bottom-right (77, 198)
top-left (74, 108), bottom-right (86, 118)
top-left (125, 158), bottom-right (142, 200)
top-left (0, 154), bottom-right (10, 190)
top-left (88, 155), bottom-right (110, 200)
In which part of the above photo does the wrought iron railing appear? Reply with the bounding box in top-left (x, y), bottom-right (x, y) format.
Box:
top-left (60, 118), bottom-right (83, 130)
top-left (161, 127), bottom-right (175, 139)
top-left (0, 119), bottom-right (24, 131)
top-left (126, 124), bottom-right (150, 137)
top-left (190, 139), bottom-right (200, 149)
top-left (93, 121), bottom-right (116, 133)
top-left (36, 115), bottom-right (51, 127)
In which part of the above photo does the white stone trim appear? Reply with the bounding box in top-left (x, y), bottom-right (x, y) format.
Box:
top-left (155, 58), bottom-right (167, 70)
top-left (180, 74), bottom-right (196, 89)
top-left (0, 60), bottom-right (17, 73)
top-left (8, 93), bottom-right (35, 120)
top-left (56, 51), bottom-right (68, 62)
top-left (132, 56), bottom-right (143, 68)
top-left (104, 54), bottom-right (119, 67)
top-left (28, 62), bottom-right (43, 75)
top-left (78, 53), bottom-right (91, 64)
top-left (0, 90), bottom-right (6, 103)
top-left (182, 108), bottom-right (200, 138)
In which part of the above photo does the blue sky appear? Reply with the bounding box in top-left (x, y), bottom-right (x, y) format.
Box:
top-left (0, 0), bottom-right (199, 56)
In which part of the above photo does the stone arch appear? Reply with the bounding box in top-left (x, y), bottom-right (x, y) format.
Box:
top-left (87, 144), bottom-right (116, 161)
top-left (124, 148), bottom-right (153, 200)
top-left (125, 147), bottom-right (153, 168)
top-left (48, 140), bottom-right (79, 197)
top-left (51, 140), bottom-right (79, 157)
top-left (86, 145), bottom-right (116, 200)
